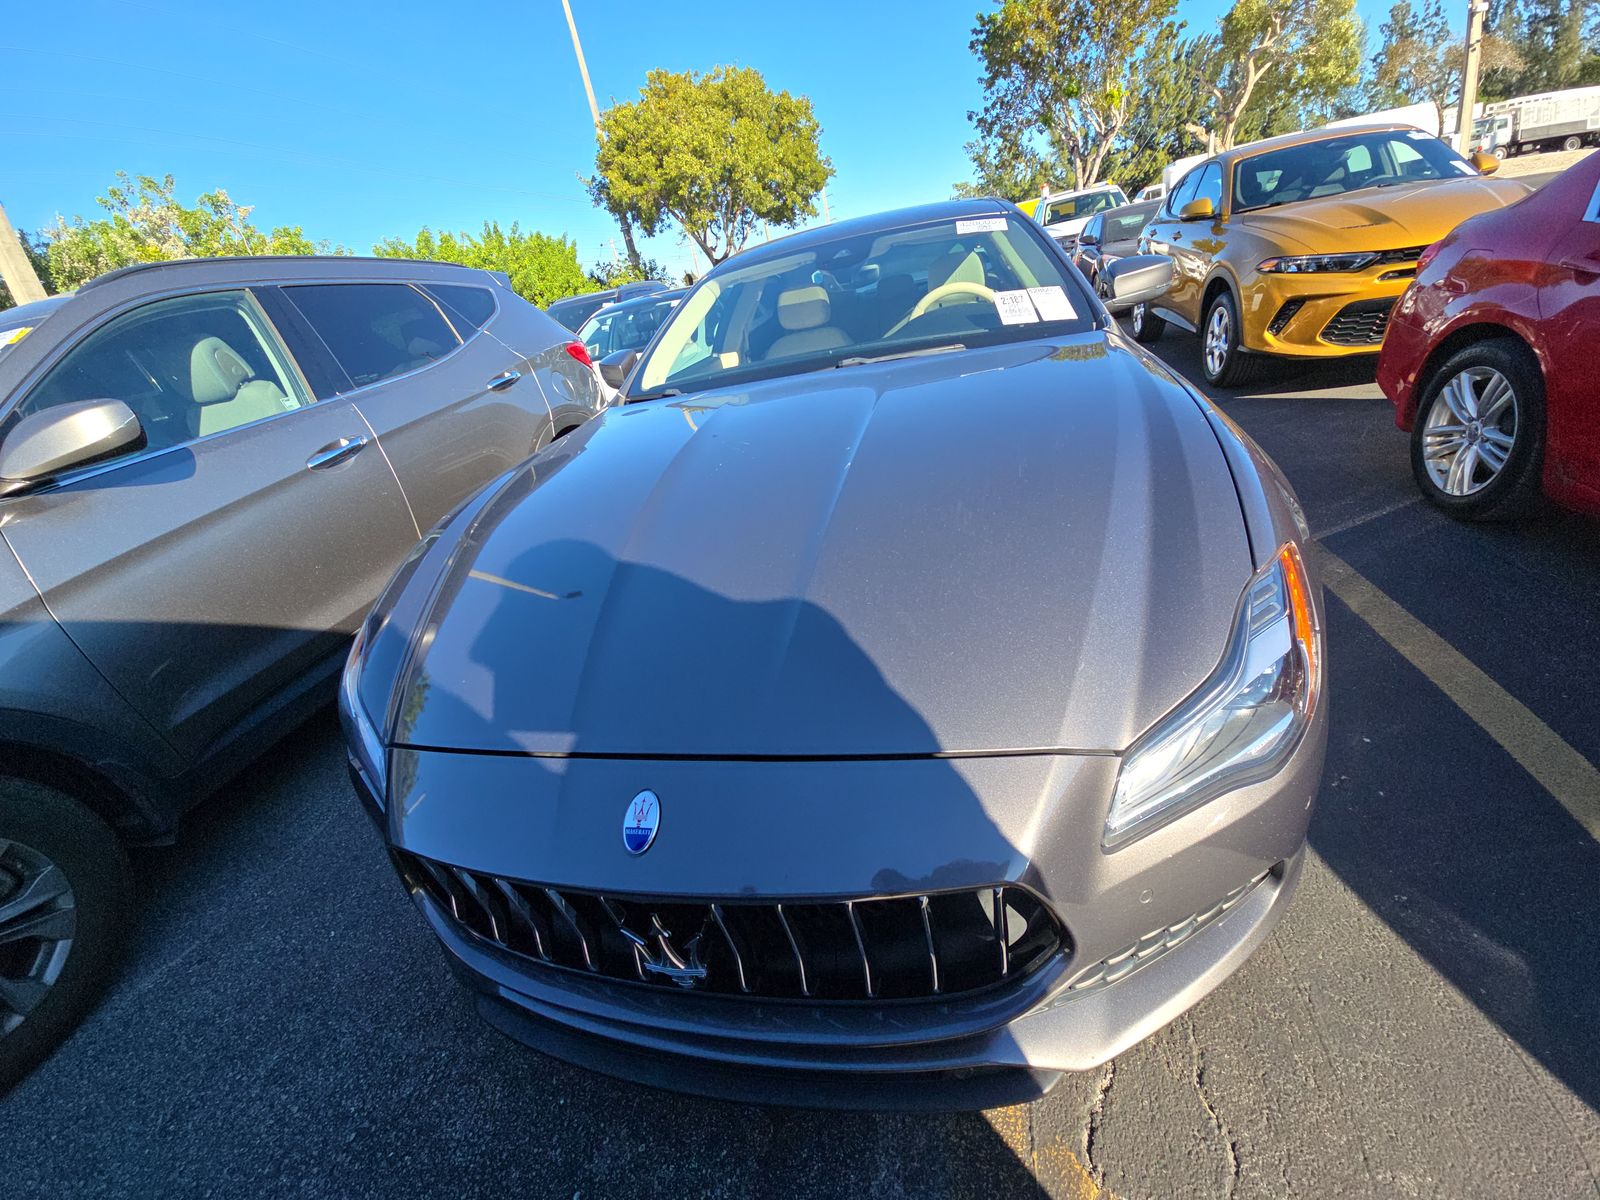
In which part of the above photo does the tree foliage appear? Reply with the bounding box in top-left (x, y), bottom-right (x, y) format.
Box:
top-left (592, 66), bottom-right (833, 265)
top-left (1482, 0), bottom-right (1599, 98)
top-left (373, 223), bottom-right (595, 308)
top-left (42, 172), bottom-right (339, 291)
top-left (1187, 0), bottom-right (1364, 151)
top-left (1368, 0), bottom-right (1524, 120)
top-left (969, 0), bottom-right (1187, 192)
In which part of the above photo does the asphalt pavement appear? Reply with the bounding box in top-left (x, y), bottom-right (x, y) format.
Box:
top-left (5, 331), bottom-right (1600, 1199)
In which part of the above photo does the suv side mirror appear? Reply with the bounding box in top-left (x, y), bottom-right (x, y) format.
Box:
top-left (0, 399), bottom-right (143, 492)
top-left (1470, 150), bottom-right (1500, 175)
top-left (1179, 197), bottom-right (1216, 221)
top-left (1102, 255), bottom-right (1176, 315)
top-left (1078, 229), bottom-right (1100, 247)
top-left (599, 347), bottom-right (642, 391)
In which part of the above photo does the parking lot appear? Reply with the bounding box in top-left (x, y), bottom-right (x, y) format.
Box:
top-left (4, 322), bottom-right (1598, 1199)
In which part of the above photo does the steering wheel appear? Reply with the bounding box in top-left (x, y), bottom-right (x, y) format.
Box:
top-left (884, 280), bottom-right (998, 338)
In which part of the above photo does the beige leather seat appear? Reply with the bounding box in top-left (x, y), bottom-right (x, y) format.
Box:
top-left (766, 286), bottom-right (849, 360)
top-left (189, 337), bottom-right (295, 437)
top-left (926, 248), bottom-right (986, 292)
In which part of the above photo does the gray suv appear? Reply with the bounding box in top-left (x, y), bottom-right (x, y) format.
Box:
top-left (0, 255), bottom-right (603, 1087)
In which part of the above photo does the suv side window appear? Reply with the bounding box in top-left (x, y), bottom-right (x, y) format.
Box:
top-left (9, 290), bottom-right (310, 459)
top-left (285, 283), bottom-right (461, 391)
top-left (1192, 164), bottom-right (1223, 215)
top-left (1162, 169), bottom-right (1203, 219)
top-left (421, 283), bottom-right (498, 337)
top-left (582, 312), bottom-right (615, 359)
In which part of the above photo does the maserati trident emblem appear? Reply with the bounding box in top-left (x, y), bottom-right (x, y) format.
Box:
top-left (622, 789), bottom-right (660, 855)
top-left (621, 913), bottom-right (709, 988)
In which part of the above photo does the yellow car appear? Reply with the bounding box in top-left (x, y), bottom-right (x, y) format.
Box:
top-left (1132, 124), bottom-right (1529, 386)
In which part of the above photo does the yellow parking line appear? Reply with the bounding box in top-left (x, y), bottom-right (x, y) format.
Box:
top-left (1308, 543), bottom-right (1600, 842)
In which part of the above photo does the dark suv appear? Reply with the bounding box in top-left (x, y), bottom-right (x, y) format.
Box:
top-left (0, 255), bottom-right (603, 1087)
top-left (546, 279), bottom-right (673, 331)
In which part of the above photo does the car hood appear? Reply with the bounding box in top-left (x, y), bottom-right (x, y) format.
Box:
top-left (391, 335), bottom-right (1253, 757)
top-left (1236, 176), bottom-right (1529, 252)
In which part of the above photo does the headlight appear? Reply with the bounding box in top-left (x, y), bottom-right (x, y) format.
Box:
top-left (1257, 253), bottom-right (1378, 274)
top-left (339, 623), bottom-right (388, 806)
top-left (1104, 544), bottom-right (1320, 849)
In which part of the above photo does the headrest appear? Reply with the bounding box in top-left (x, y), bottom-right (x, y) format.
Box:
top-left (777, 286), bottom-right (830, 332)
top-left (927, 248), bottom-right (985, 292)
top-left (190, 337), bottom-right (255, 405)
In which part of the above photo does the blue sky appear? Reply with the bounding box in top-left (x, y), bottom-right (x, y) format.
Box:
top-left (3, 0), bottom-right (1402, 283)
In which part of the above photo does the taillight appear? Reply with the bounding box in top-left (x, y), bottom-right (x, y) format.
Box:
top-left (1416, 241), bottom-right (1443, 273)
top-left (564, 341), bottom-right (593, 368)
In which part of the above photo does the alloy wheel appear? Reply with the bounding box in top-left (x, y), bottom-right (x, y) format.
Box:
top-left (0, 836), bottom-right (77, 1038)
top-left (1204, 302), bottom-right (1231, 378)
top-left (1131, 303), bottom-right (1145, 336)
top-left (1422, 366), bottom-right (1519, 497)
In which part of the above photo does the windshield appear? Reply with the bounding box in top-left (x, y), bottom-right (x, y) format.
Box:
top-left (1232, 130), bottom-right (1477, 213)
top-left (1043, 190), bottom-right (1124, 224)
top-left (578, 295), bottom-right (681, 359)
top-left (633, 214), bottom-right (1094, 398)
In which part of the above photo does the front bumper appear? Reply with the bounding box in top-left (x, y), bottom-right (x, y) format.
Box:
top-left (1240, 268), bottom-right (1417, 358)
top-left (370, 708), bottom-right (1325, 1109)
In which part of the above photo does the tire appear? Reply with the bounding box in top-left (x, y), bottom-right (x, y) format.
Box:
top-left (1129, 301), bottom-right (1166, 343)
top-left (0, 780), bottom-right (130, 1092)
top-left (1409, 339), bottom-right (1546, 521)
top-left (1200, 289), bottom-right (1265, 388)
top-left (1563, 135), bottom-right (1584, 152)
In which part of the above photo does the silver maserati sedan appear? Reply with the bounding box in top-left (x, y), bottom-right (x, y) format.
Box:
top-left (342, 200), bottom-right (1328, 1109)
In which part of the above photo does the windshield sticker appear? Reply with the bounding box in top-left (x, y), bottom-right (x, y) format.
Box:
top-left (0, 326), bottom-right (32, 349)
top-left (1406, 129), bottom-right (1433, 140)
top-left (956, 217), bottom-right (1008, 234)
top-left (1026, 286), bottom-right (1075, 321)
top-left (993, 289), bottom-right (1040, 325)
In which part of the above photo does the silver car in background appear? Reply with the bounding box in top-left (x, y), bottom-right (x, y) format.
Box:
top-left (343, 201), bottom-right (1328, 1109)
top-left (0, 255), bottom-right (603, 1088)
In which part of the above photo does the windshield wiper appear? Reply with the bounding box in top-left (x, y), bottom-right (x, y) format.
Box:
top-left (625, 387), bottom-right (685, 404)
top-left (836, 343), bottom-right (967, 368)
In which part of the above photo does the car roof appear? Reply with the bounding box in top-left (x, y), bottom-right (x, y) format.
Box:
top-left (593, 287), bottom-right (688, 314)
top-left (0, 293), bottom-right (71, 329)
top-left (1042, 182), bottom-right (1124, 202)
top-left (713, 199), bottom-right (1016, 273)
top-left (1212, 123), bottom-right (1427, 164)
top-left (76, 254), bottom-right (509, 294)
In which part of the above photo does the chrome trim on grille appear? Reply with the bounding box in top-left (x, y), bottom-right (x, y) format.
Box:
top-left (395, 851), bottom-right (1068, 1005)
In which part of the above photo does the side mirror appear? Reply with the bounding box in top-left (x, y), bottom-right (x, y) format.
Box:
top-left (1078, 231), bottom-right (1100, 247)
top-left (1179, 197), bottom-right (1216, 221)
top-left (598, 347), bottom-right (641, 391)
top-left (0, 399), bottom-right (143, 491)
top-left (1470, 150), bottom-right (1500, 175)
top-left (1102, 255), bottom-right (1176, 315)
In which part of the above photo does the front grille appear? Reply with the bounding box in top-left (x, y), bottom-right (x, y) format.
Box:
top-left (1321, 297), bottom-right (1396, 346)
top-left (1372, 244), bottom-right (1428, 266)
top-left (396, 851), bottom-right (1068, 1003)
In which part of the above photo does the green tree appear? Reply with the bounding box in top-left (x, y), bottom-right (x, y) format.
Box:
top-left (1187, 0), bottom-right (1364, 151)
top-left (43, 172), bottom-right (338, 291)
top-left (589, 255), bottom-right (666, 288)
top-left (592, 66), bottom-right (833, 266)
top-left (951, 134), bottom-right (1051, 200)
top-left (1488, 0), bottom-right (1598, 93)
top-left (373, 223), bottom-right (594, 308)
top-left (1368, 0), bottom-right (1523, 119)
top-left (969, 0), bottom-right (1188, 191)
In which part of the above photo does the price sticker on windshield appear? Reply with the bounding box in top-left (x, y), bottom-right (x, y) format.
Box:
top-left (956, 217), bottom-right (1008, 234)
top-left (993, 289), bottom-right (1040, 325)
top-left (1026, 286), bottom-right (1075, 321)
top-left (0, 326), bottom-right (31, 349)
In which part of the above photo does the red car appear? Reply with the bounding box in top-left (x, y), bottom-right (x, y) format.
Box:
top-left (1378, 152), bottom-right (1600, 519)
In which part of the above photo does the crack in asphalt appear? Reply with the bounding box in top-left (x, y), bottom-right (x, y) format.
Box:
top-left (1186, 1018), bottom-right (1242, 1199)
top-left (1081, 1060), bottom-right (1116, 1186)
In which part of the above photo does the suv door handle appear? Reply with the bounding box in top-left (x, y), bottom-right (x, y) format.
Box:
top-left (486, 370), bottom-right (522, 391)
top-left (306, 435), bottom-right (369, 470)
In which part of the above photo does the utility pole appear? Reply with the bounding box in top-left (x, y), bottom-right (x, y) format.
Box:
top-left (562, 0), bottom-right (644, 275)
top-left (1458, 0), bottom-right (1491, 154)
top-left (821, 186), bottom-right (831, 224)
top-left (0, 201), bottom-right (46, 306)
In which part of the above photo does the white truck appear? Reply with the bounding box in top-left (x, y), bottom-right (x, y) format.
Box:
top-left (1472, 86), bottom-right (1600, 157)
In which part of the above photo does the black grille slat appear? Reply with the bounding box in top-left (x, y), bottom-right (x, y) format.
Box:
top-left (1373, 244), bottom-right (1428, 266)
top-left (397, 852), bottom-right (1068, 1005)
top-left (1321, 297), bottom-right (1396, 346)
